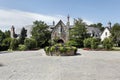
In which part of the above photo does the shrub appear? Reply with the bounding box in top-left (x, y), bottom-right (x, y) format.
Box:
top-left (44, 47), bottom-right (50, 55)
top-left (18, 44), bottom-right (27, 51)
top-left (83, 38), bottom-right (91, 48)
top-left (91, 38), bottom-right (100, 49)
top-left (44, 47), bottom-right (49, 53)
top-left (84, 38), bottom-right (100, 49)
top-left (102, 38), bottom-right (113, 50)
top-left (54, 43), bottom-right (63, 47)
top-left (59, 47), bottom-right (67, 53)
top-left (66, 47), bottom-right (71, 52)
top-left (72, 46), bottom-right (77, 53)
top-left (50, 46), bottom-right (56, 52)
top-left (10, 38), bottom-right (19, 50)
top-left (65, 40), bottom-right (78, 47)
top-left (24, 38), bottom-right (37, 50)
top-left (8, 49), bottom-right (13, 52)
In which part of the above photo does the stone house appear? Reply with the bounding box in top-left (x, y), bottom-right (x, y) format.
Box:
top-left (51, 20), bottom-right (69, 43)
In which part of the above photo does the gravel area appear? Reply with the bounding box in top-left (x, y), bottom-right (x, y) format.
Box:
top-left (0, 49), bottom-right (120, 80)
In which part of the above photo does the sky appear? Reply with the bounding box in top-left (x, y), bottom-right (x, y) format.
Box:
top-left (0, 0), bottom-right (120, 31)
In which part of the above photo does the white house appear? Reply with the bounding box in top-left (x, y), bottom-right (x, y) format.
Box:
top-left (100, 27), bottom-right (111, 41)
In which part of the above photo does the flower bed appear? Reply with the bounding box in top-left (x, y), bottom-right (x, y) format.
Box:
top-left (44, 44), bottom-right (77, 56)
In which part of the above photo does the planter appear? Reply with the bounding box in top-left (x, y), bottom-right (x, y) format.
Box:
top-left (44, 44), bottom-right (77, 56)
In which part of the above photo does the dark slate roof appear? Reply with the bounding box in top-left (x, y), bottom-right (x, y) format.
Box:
top-left (85, 26), bottom-right (101, 34)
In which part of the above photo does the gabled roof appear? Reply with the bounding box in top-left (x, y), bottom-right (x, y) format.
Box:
top-left (52, 20), bottom-right (67, 32)
top-left (104, 27), bottom-right (111, 31)
top-left (55, 20), bottom-right (66, 27)
top-left (51, 20), bottom-right (67, 32)
top-left (100, 27), bottom-right (111, 36)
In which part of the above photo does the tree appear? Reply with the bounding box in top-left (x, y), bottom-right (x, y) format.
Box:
top-left (10, 38), bottom-right (19, 50)
top-left (70, 18), bottom-right (88, 47)
top-left (0, 30), bottom-right (5, 46)
top-left (89, 23), bottom-right (105, 31)
top-left (4, 30), bottom-right (10, 38)
top-left (0, 30), bottom-right (11, 51)
top-left (2, 38), bottom-right (12, 47)
top-left (31, 20), bottom-right (51, 48)
top-left (19, 27), bottom-right (27, 44)
top-left (24, 38), bottom-right (37, 50)
top-left (111, 23), bottom-right (120, 46)
top-left (1, 38), bottom-right (12, 51)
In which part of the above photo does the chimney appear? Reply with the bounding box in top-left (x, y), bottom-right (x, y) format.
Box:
top-left (108, 21), bottom-right (112, 29)
top-left (53, 21), bottom-right (55, 26)
top-left (67, 14), bottom-right (70, 26)
top-left (11, 25), bottom-right (15, 38)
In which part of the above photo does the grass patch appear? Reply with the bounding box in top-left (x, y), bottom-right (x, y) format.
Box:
top-left (112, 47), bottom-right (120, 51)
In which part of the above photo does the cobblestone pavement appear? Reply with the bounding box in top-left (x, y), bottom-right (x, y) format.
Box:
top-left (0, 49), bottom-right (120, 80)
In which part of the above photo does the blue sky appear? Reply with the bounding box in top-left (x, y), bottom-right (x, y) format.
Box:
top-left (0, 0), bottom-right (120, 31)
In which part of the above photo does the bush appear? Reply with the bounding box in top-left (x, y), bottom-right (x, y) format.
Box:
top-left (10, 38), bottom-right (19, 50)
top-left (59, 47), bottom-right (67, 53)
top-left (72, 39), bottom-right (84, 48)
top-left (83, 38), bottom-right (92, 48)
top-left (8, 49), bottom-right (13, 52)
top-left (65, 40), bottom-right (78, 47)
top-left (44, 47), bottom-right (49, 53)
top-left (50, 46), bottom-right (56, 52)
top-left (18, 44), bottom-right (27, 51)
top-left (84, 38), bottom-right (100, 49)
top-left (24, 38), bottom-right (37, 50)
top-left (102, 38), bottom-right (113, 50)
top-left (71, 46), bottom-right (77, 53)
top-left (44, 47), bottom-right (50, 55)
top-left (91, 38), bottom-right (100, 49)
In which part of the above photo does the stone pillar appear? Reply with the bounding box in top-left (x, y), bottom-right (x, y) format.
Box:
top-left (11, 25), bottom-right (15, 38)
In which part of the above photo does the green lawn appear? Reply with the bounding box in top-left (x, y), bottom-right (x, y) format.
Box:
top-left (113, 47), bottom-right (120, 51)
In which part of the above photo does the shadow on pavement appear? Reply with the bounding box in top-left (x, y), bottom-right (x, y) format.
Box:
top-left (74, 52), bottom-right (82, 56)
top-left (0, 51), bottom-right (12, 54)
top-left (0, 63), bottom-right (4, 67)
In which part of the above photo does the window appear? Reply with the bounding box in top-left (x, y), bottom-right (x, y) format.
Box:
top-left (105, 32), bottom-right (107, 36)
top-left (61, 26), bottom-right (62, 32)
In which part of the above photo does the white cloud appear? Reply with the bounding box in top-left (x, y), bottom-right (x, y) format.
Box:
top-left (0, 9), bottom-right (63, 31)
top-left (83, 19), bottom-right (93, 25)
top-left (0, 8), bottom-right (93, 31)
